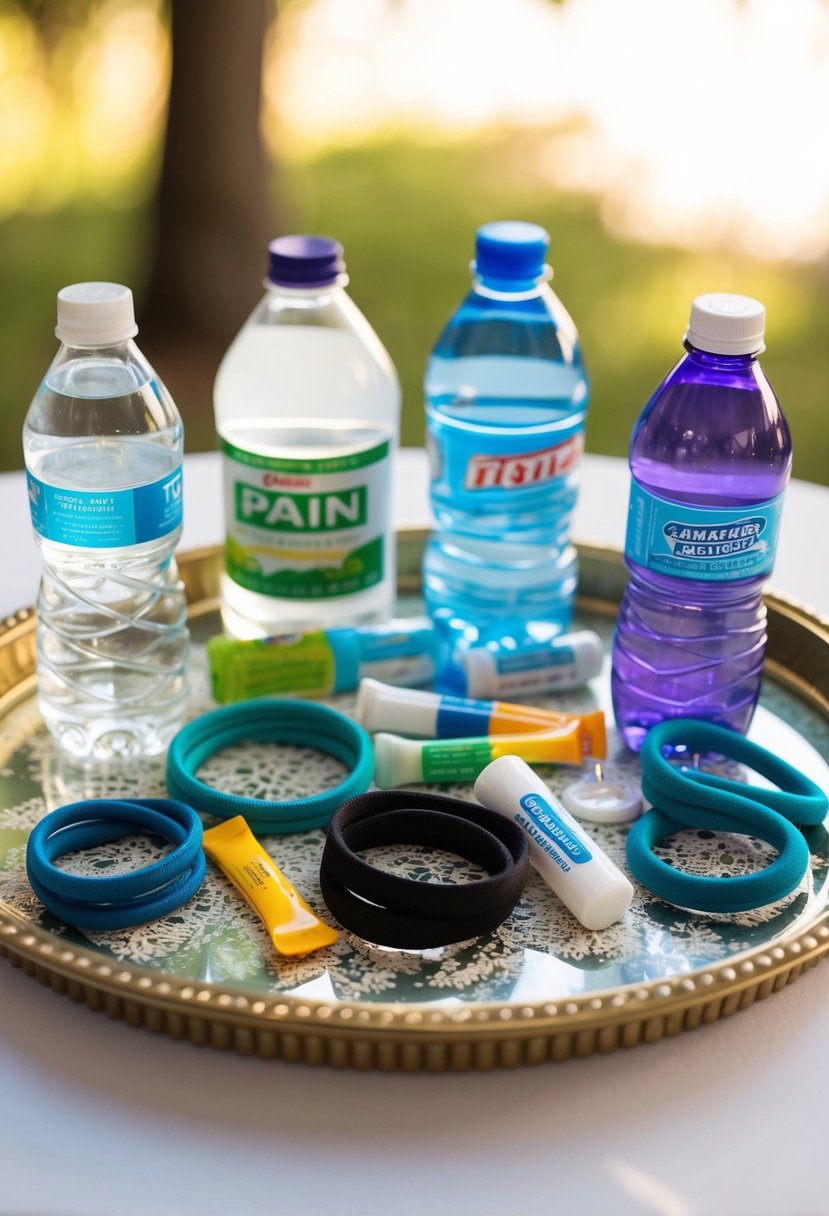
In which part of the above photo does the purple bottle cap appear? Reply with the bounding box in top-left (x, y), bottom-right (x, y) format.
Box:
top-left (267, 235), bottom-right (346, 289)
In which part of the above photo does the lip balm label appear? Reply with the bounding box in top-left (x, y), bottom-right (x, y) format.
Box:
top-left (422, 739), bottom-right (493, 783)
top-left (519, 793), bottom-right (592, 865)
top-left (436, 697), bottom-right (493, 738)
top-left (496, 645), bottom-right (575, 675)
top-left (254, 633), bottom-right (337, 695)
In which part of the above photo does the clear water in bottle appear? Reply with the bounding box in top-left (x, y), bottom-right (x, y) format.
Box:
top-left (611, 293), bottom-right (792, 751)
top-left (423, 222), bottom-right (589, 656)
top-left (23, 283), bottom-right (189, 760)
top-left (214, 236), bottom-right (400, 639)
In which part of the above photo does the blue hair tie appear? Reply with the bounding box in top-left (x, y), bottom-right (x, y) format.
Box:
top-left (26, 797), bottom-right (205, 931)
top-left (626, 719), bottom-right (827, 913)
top-left (166, 699), bottom-right (374, 834)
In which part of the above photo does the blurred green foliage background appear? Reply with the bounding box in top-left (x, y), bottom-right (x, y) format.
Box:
top-left (1, 0), bottom-right (827, 484)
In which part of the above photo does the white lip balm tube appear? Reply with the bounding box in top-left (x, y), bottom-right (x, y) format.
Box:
top-left (458, 631), bottom-right (604, 700)
top-left (474, 756), bottom-right (634, 931)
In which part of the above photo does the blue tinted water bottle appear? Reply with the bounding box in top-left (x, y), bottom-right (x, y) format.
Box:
top-left (423, 222), bottom-right (589, 657)
top-left (611, 294), bottom-right (792, 751)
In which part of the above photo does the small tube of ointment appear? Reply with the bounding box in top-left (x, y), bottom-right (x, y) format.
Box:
top-left (202, 816), bottom-right (338, 956)
top-left (474, 756), bottom-right (633, 930)
top-left (356, 678), bottom-right (606, 759)
top-left (374, 722), bottom-right (595, 789)
top-left (454, 631), bottom-right (604, 699)
top-left (208, 618), bottom-right (437, 703)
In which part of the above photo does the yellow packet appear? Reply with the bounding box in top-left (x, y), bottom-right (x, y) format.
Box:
top-left (202, 816), bottom-right (337, 956)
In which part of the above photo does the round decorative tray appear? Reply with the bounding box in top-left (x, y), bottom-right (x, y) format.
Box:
top-left (0, 534), bottom-right (827, 1072)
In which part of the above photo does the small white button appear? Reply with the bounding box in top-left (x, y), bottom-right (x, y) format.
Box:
top-left (561, 764), bottom-right (643, 826)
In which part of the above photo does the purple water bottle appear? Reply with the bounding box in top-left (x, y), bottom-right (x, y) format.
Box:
top-left (611, 294), bottom-right (792, 751)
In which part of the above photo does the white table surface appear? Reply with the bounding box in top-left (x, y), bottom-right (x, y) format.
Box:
top-left (1, 450), bottom-right (828, 1216)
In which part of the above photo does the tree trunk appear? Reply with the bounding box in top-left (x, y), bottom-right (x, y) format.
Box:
top-left (141, 0), bottom-right (274, 447)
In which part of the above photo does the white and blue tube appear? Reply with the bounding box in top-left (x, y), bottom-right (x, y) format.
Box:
top-left (474, 755), bottom-right (633, 930)
top-left (455, 630), bottom-right (603, 699)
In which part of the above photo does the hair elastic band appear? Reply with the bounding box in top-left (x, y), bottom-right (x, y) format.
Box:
top-left (26, 798), bottom-right (205, 931)
top-left (627, 719), bottom-right (828, 914)
top-left (166, 700), bottom-right (374, 834)
top-left (320, 790), bottom-right (529, 949)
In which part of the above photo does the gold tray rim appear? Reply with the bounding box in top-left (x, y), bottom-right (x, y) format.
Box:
top-left (1, 535), bottom-right (828, 1072)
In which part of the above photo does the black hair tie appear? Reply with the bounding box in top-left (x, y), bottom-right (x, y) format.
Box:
top-left (320, 790), bottom-right (529, 949)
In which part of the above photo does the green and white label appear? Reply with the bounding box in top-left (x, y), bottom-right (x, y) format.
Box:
top-left (421, 739), bottom-right (493, 784)
top-left (222, 438), bottom-right (390, 600)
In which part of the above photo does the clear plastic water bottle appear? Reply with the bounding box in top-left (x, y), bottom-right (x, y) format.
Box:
top-left (611, 293), bottom-right (792, 751)
top-left (23, 283), bottom-right (189, 760)
top-left (214, 235), bottom-right (400, 639)
top-left (423, 221), bottom-right (589, 656)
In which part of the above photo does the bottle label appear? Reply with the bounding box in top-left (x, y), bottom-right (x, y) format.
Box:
top-left (625, 483), bottom-right (784, 581)
top-left (222, 438), bottom-right (390, 600)
top-left (462, 433), bottom-right (583, 491)
top-left (26, 468), bottom-right (183, 548)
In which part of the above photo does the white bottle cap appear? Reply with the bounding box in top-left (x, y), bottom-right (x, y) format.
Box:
top-left (685, 293), bottom-right (765, 356)
top-left (55, 282), bottom-right (139, 347)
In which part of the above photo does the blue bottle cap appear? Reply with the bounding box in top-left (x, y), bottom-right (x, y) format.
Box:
top-left (474, 221), bottom-right (550, 289)
top-left (267, 235), bottom-right (346, 288)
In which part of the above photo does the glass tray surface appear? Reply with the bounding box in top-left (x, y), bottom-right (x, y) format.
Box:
top-left (0, 540), bottom-right (827, 1070)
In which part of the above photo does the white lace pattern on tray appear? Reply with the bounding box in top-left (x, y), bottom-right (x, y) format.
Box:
top-left (0, 640), bottom-right (827, 1006)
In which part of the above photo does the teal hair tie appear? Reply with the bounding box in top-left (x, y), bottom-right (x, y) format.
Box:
top-left (26, 798), bottom-right (205, 931)
top-left (166, 699), bottom-right (374, 834)
top-left (627, 719), bottom-right (828, 914)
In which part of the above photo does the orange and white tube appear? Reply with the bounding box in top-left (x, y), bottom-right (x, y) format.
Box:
top-left (356, 677), bottom-right (605, 759)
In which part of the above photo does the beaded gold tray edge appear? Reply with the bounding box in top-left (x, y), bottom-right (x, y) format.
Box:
top-left (0, 535), bottom-right (827, 1073)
